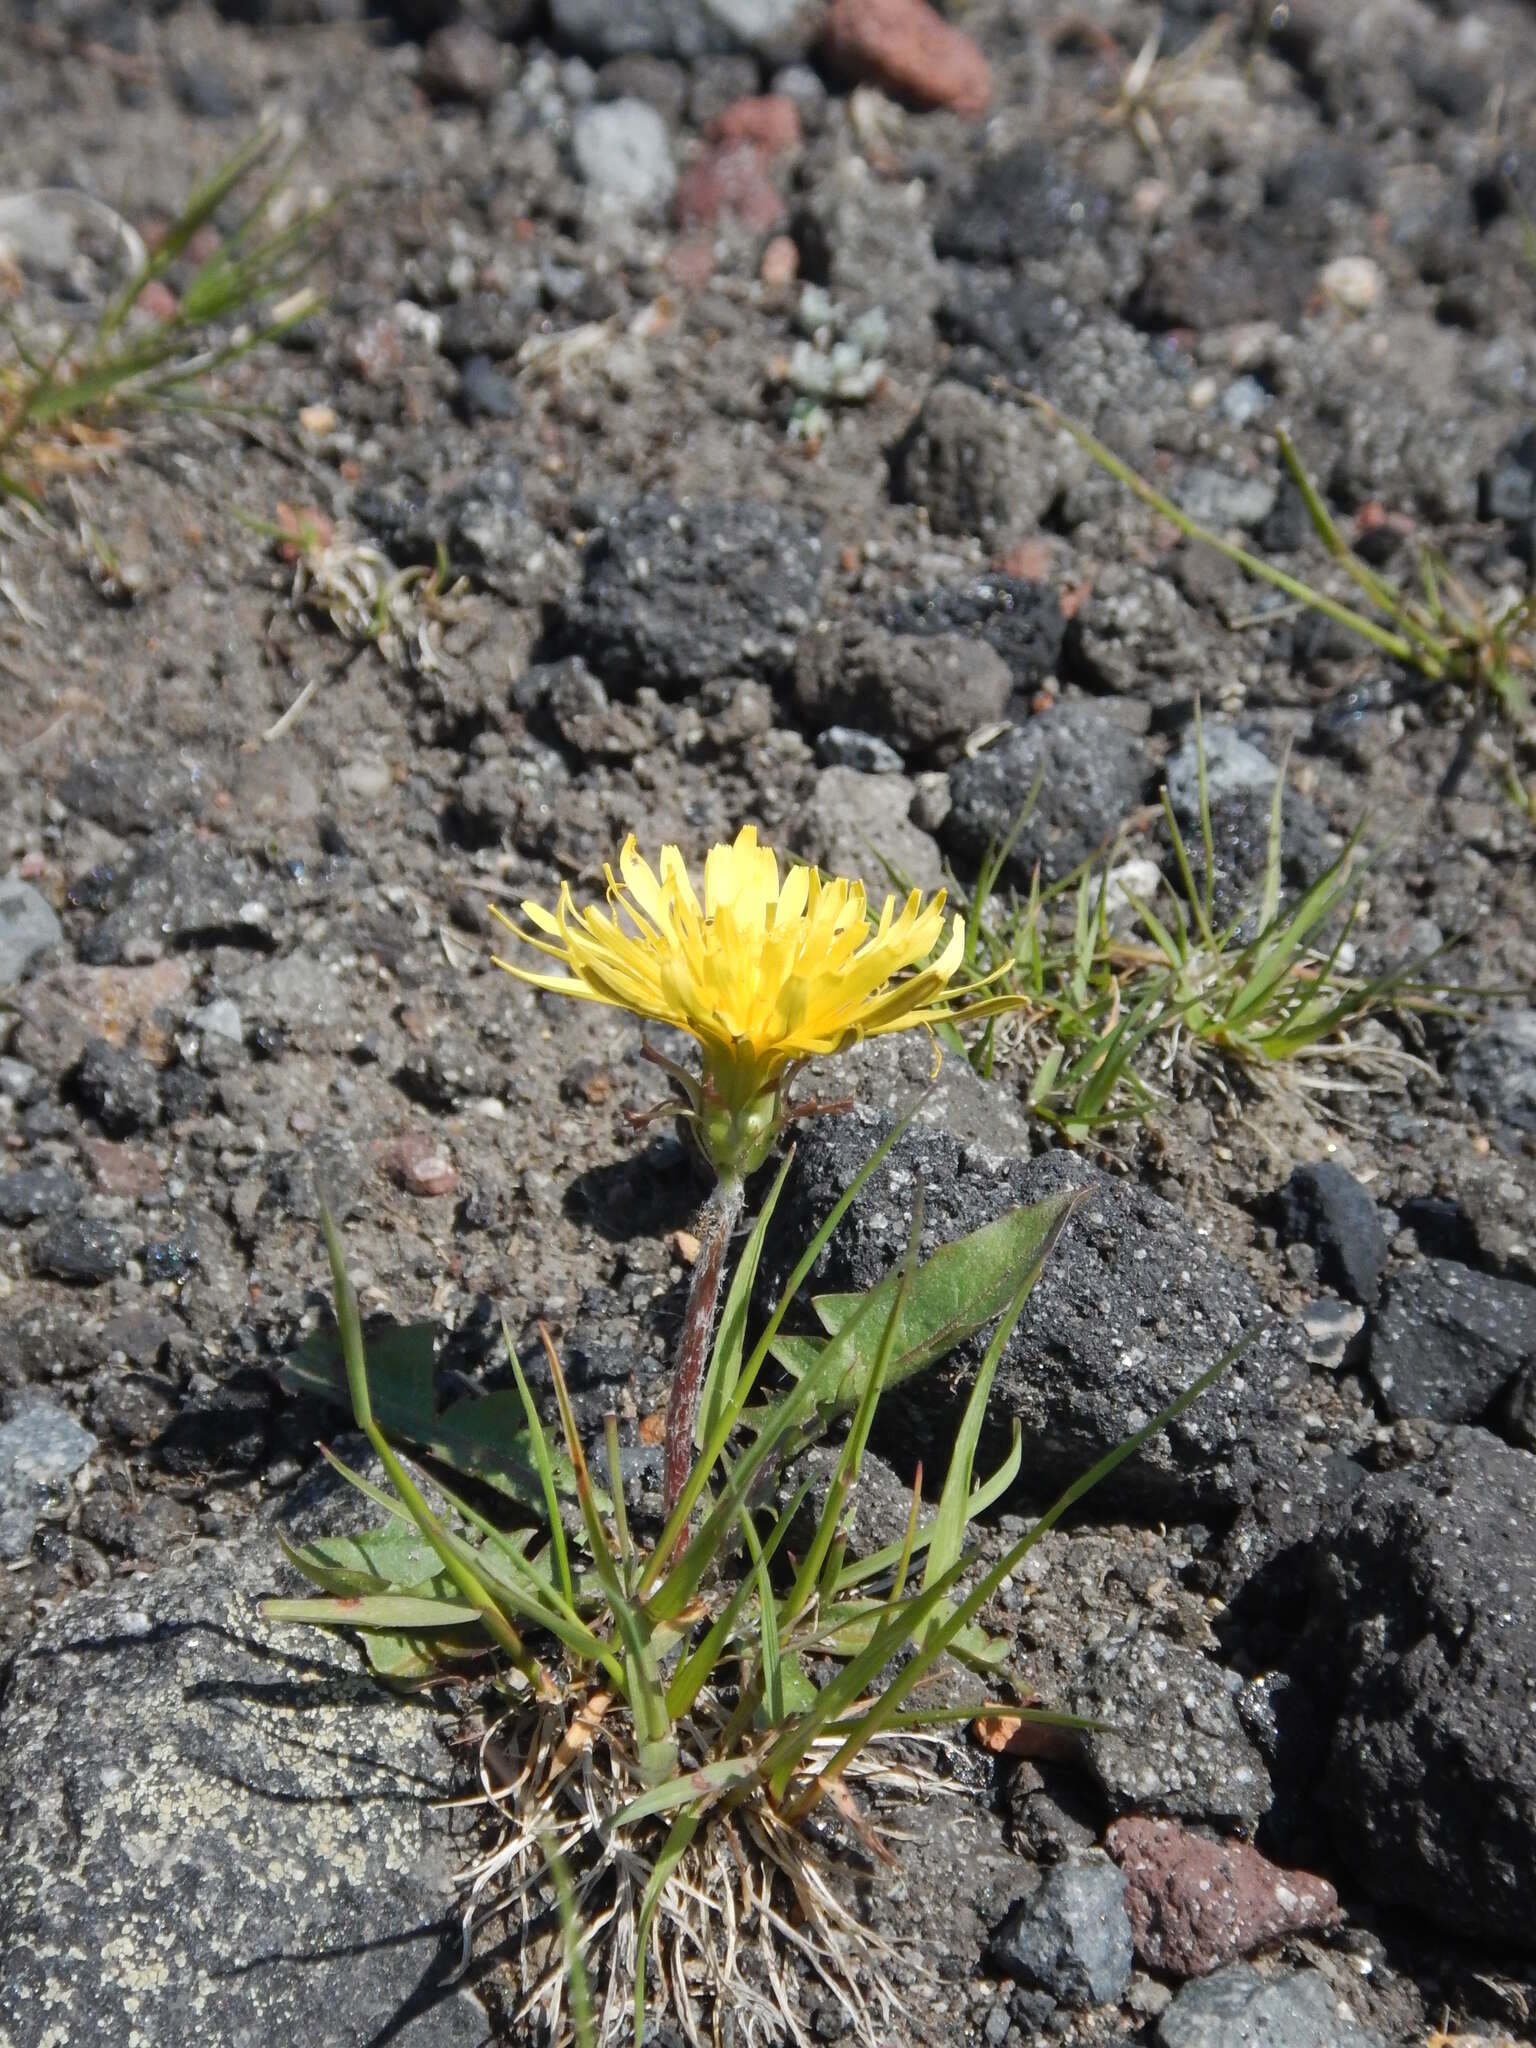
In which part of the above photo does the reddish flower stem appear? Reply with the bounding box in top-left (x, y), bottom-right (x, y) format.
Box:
top-left (662, 1177), bottom-right (745, 1529)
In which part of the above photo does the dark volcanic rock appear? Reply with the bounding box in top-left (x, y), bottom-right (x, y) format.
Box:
top-left (1127, 219), bottom-right (1313, 334)
top-left (793, 619), bottom-right (1011, 762)
top-left (0, 1538), bottom-right (487, 2048)
top-left (879, 575), bottom-right (1065, 694)
top-left (1157, 1964), bottom-right (1384, 2048)
top-left (1478, 421), bottom-right (1536, 564)
top-left (1070, 1632), bottom-right (1273, 1832)
top-left (1273, 1162), bottom-right (1388, 1309)
top-left (764, 1123), bottom-right (1305, 1516)
top-left (437, 292), bottom-right (539, 363)
top-left (0, 1168), bottom-right (82, 1228)
top-left (1369, 1258), bottom-right (1535, 1422)
top-left (30, 1216), bottom-right (128, 1286)
top-left (943, 702), bottom-right (1145, 886)
top-left (889, 381), bottom-right (1081, 542)
top-left (74, 835), bottom-right (278, 966)
top-left (935, 142), bottom-right (1102, 266)
top-left (1449, 1006), bottom-right (1536, 1137)
top-left (56, 753), bottom-right (206, 837)
top-left (989, 1851), bottom-right (1133, 2008)
top-left (1313, 1429), bottom-right (1536, 1952)
top-left (72, 1037), bottom-right (162, 1138)
top-left (355, 461), bottom-right (542, 584)
top-left (935, 271), bottom-right (1065, 375)
top-left (556, 494), bottom-right (824, 698)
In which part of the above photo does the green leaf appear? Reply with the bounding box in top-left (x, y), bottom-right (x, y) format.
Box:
top-left (770, 1192), bottom-right (1079, 1416)
top-left (357, 1631), bottom-right (450, 1681)
top-left (277, 1527), bottom-right (446, 1601)
top-left (313, 1201), bottom-right (545, 1685)
top-left (612, 1753), bottom-right (766, 1829)
top-left (262, 1592), bottom-right (482, 1628)
top-left (279, 1319), bottom-right (559, 1510)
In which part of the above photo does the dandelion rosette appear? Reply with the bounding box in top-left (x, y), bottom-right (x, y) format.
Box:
top-left (491, 825), bottom-right (1014, 1177)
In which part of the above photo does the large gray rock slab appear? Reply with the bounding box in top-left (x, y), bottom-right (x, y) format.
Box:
top-left (0, 1538), bottom-right (486, 2047)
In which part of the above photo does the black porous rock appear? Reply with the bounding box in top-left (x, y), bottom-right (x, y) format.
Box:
top-left (763, 1120), bottom-right (1306, 1517)
top-left (154, 1377), bottom-right (272, 1477)
top-left (889, 382), bottom-right (1082, 543)
top-left (1218, 1451), bottom-right (1369, 1613)
top-left (935, 143), bottom-right (1103, 266)
top-left (935, 272), bottom-right (1066, 376)
top-left (943, 702), bottom-right (1145, 887)
top-left (1312, 1428), bottom-right (1536, 1953)
top-left (0, 1538), bottom-right (487, 2048)
top-left (1369, 1258), bottom-right (1535, 1422)
top-left (0, 1168), bottom-right (82, 1228)
top-left (1069, 1630), bottom-right (1273, 1832)
top-left (437, 290), bottom-right (540, 364)
top-left (878, 575), bottom-right (1066, 695)
top-left (72, 1037), bottom-right (162, 1138)
top-left (1479, 422), bottom-right (1536, 525)
top-left (555, 494), bottom-right (824, 698)
top-left (1126, 218), bottom-right (1314, 334)
top-left (1273, 1162), bottom-right (1389, 1308)
top-left (455, 354), bottom-right (518, 421)
top-left (30, 1216), bottom-right (128, 1286)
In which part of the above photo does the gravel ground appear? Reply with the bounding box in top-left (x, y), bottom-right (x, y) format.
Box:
top-left (1, 2), bottom-right (1535, 2045)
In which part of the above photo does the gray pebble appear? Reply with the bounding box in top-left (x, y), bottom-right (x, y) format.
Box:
top-left (0, 879), bottom-right (62, 989)
top-left (990, 1851), bottom-right (1134, 2009)
top-left (571, 99), bottom-right (675, 209)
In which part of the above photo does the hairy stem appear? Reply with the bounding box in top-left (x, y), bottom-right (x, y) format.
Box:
top-left (663, 1177), bottom-right (745, 1524)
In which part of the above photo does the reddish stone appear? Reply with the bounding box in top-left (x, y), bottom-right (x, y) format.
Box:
top-left (760, 233), bottom-right (799, 287)
top-left (380, 1131), bottom-right (458, 1198)
top-left (1105, 1815), bottom-right (1338, 1978)
top-left (11, 960), bottom-right (195, 1076)
top-left (821, 0), bottom-right (991, 115)
top-left (135, 278), bottom-right (179, 320)
top-left (674, 143), bottom-right (786, 233)
top-left (663, 239), bottom-right (717, 289)
top-left (706, 94), bottom-right (802, 156)
top-left (78, 1136), bottom-right (165, 1201)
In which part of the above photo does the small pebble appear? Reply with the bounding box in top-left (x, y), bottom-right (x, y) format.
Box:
top-left (1320, 255), bottom-right (1383, 315)
top-left (381, 1132), bottom-right (459, 1198)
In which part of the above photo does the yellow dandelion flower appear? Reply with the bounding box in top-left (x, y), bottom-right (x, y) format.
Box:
top-left (491, 825), bottom-right (1016, 1177)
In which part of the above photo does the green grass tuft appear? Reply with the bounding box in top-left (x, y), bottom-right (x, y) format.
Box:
top-left (266, 1146), bottom-right (1241, 2046)
top-left (1, 129), bottom-right (327, 508)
